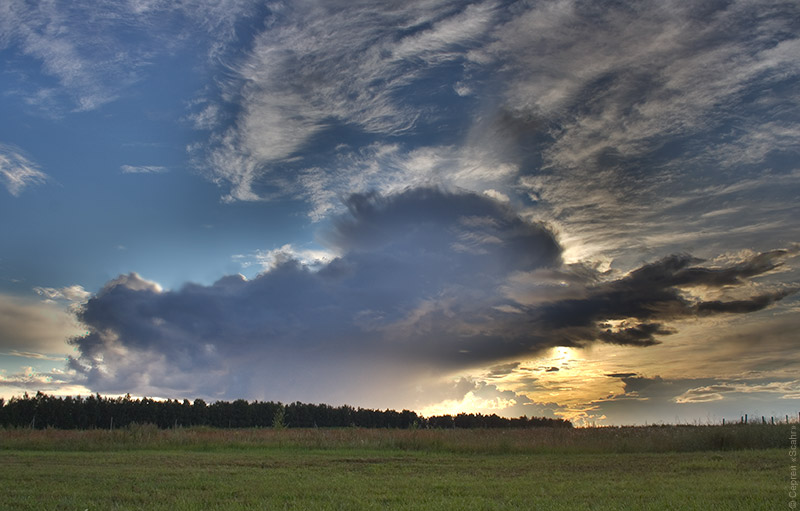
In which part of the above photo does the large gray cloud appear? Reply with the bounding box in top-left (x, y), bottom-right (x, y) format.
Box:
top-left (67, 188), bottom-right (797, 406)
top-left (68, 188), bottom-right (562, 403)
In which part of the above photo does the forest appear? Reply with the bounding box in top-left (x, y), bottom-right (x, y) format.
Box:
top-left (0, 392), bottom-right (572, 430)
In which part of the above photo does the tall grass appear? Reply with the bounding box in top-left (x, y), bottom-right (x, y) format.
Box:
top-left (0, 422), bottom-right (789, 453)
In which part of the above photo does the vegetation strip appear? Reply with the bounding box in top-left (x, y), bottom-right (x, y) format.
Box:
top-left (0, 446), bottom-right (784, 510)
top-left (0, 392), bottom-right (570, 430)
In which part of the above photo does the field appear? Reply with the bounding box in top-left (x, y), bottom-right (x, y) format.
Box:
top-left (0, 424), bottom-right (792, 510)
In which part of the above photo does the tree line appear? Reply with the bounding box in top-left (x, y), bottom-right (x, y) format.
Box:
top-left (0, 392), bottom-right (572, 430)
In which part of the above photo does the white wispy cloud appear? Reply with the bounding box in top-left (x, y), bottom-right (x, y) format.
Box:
top-left (675, 380), bottom-right (800, 404)
top-left (120, 165), bottom-right (168, 174)
top-left (1, 350), bottom-right (65, 361)
top-left (1, 0), bottom-right (129, 111)
top-left (0, 144), bottom-right (48, 196)
top-left (0, 0), bottom-right (255, 113)
top-left (33, 285), bottom-right (91, 303)
top-left (482, 0), bottom-right (800, 267)
top-left (191, 0), bottom-right (800, 278)
top-left (298, 143), bottom-right (518, 220)
top-left (0, 365), bottom-right (81, 395)
top-left (234, 244), bottom-right (335, 273)
top-left (202, 0), bottom-right (498, 201)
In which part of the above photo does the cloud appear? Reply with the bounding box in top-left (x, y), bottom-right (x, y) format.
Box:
top-left (6, 0), bottom-right (794, 262)
top-left (120, 165), bottom-right (168, 174)
top-left (573, 374), bottom-right (800, 425)
top-left (0, 365), bottom-right (88, 400)
top-left (233, 244), bottom-right (335, 273)
top-left (0, 365), bottom-right (71, 386)
top-left (33, 285), bottom-right (91, 303)
top-left (0, 0), bottom-right (256, 112)
top-left (67, 188), bottom-right (563, 401)
top-left (198, 0), bottom-right (502, 202)
top-left (481, 1), bottom-right (800, 264)
top-left (0, 144), bottom-right (48, 196)
top-left (606, 373), bottom-right (638, 379)
top-left (170, 0), bottom-right (800, 315)
top-left (477, 0), bottom-right (800, 169)
top-left (530, 250), bottom-right (799, 347)
top-left (0, 294), bottom-right (84, 356)
top-left (675, 380), bottom-right (800, 404)
top-left (1, 1), bottom-right (135, 111)
top-left (418, 378), bottom-right (560, 419)
top-left (65, 188), bottom-right (798, 407)
top-left (0, 350), bottom-right (65, 361)
top-left (296, 143), bottom-right (519, 221)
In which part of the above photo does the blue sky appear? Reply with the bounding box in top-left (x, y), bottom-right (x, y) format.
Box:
top-left (1, 0), bottom-right (799, 426)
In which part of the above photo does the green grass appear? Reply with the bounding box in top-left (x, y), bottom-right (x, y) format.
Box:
top-left (0, 448), bottom-right (785, 510)
top-left (0, 426), bottom-right (791, 510)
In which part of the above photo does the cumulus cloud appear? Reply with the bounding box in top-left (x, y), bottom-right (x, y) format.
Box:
top-left (0, 366), bottom-right (73, 389)
top-left (67, 189), bottom-right (562, 401)
top-left (418, 378), bottom-right (560, 419)
top-left (66, 188), bottom-right (798, 407)
top-left (0, 365), bottom-right (90, 400)
top-left (0, 144), bottom-right (48, 196)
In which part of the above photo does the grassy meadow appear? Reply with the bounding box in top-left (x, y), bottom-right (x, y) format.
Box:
top-left (0, 424), bottom-right (792, 510)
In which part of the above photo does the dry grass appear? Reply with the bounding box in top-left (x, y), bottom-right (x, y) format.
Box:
top-left (0, 422), bottom-right (789, 453)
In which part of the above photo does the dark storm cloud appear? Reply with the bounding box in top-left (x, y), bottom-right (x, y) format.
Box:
top-left (598, 323), bottom-right (675, 347)
top-left (486, 362), bottom-right (520, 378)
top-left (695, 290), bottom-right (796, 315)
top-left (68, 188), bottom-right (798, 402)
top-left (532, 250), bottom-right (800, 347)
top-left (606, 373), bottom-right (638, 379)
top-left (325, 187), bottom-right (562, 280)
top-left (68, 188), bottom-right (563, 400)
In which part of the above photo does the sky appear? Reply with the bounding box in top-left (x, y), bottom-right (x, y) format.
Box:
top-left (1, 0), bottom-right (799, 427)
